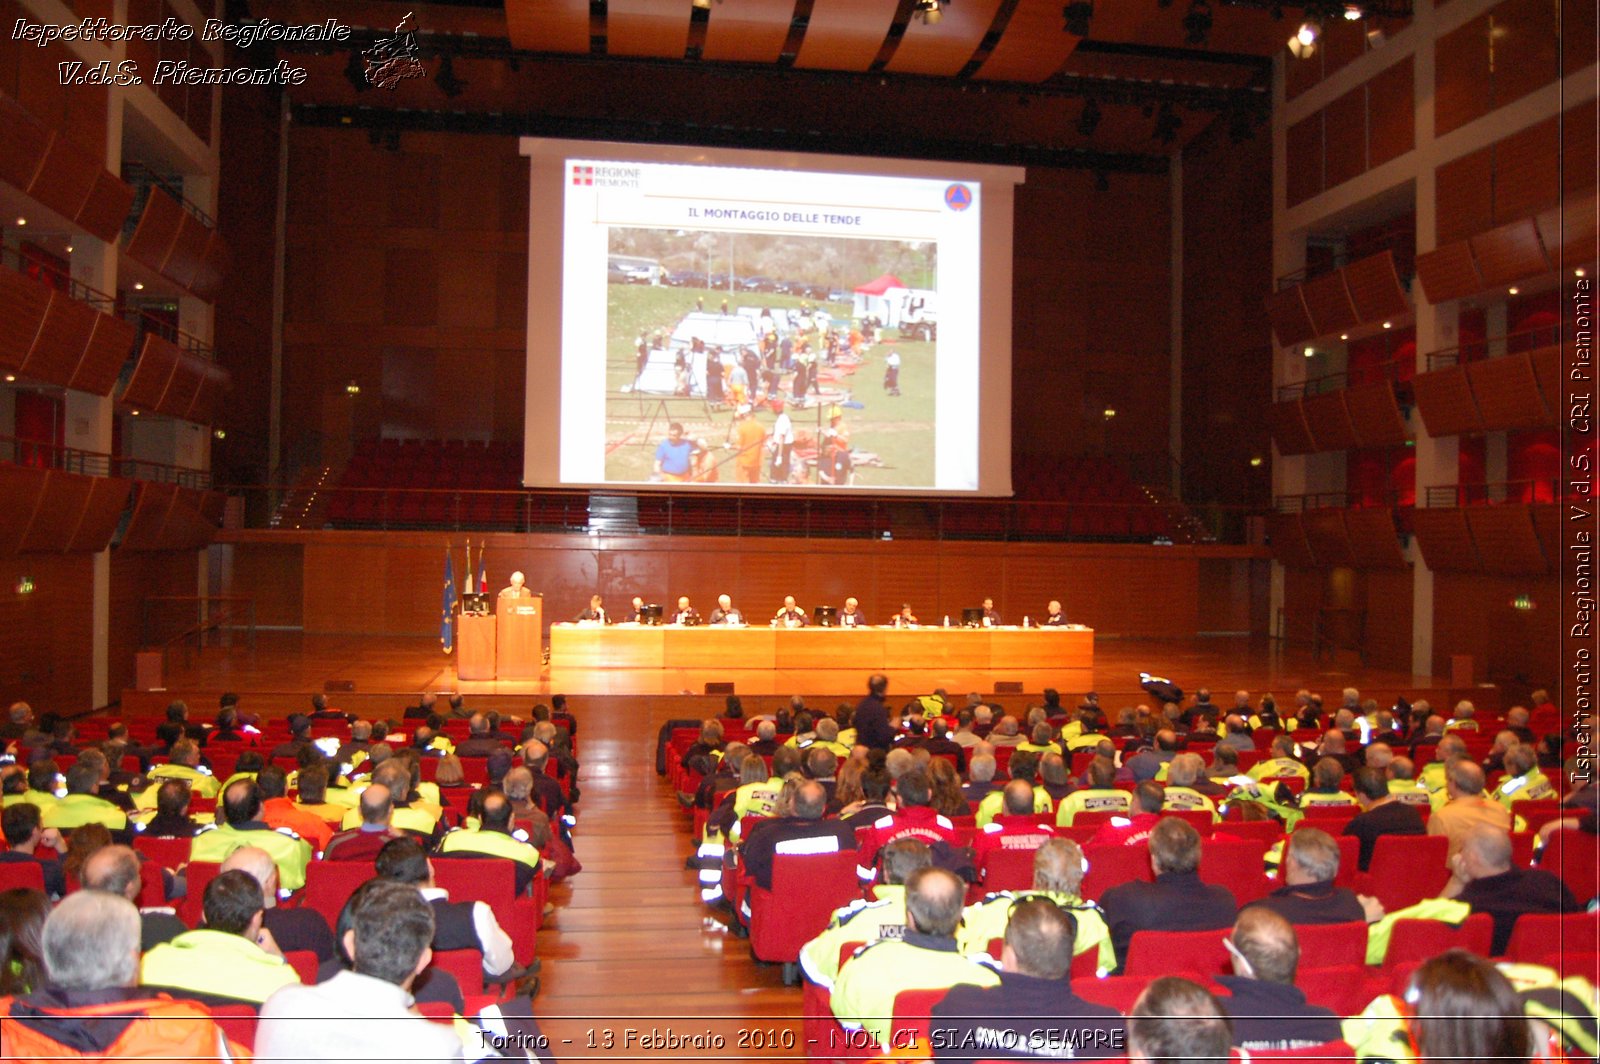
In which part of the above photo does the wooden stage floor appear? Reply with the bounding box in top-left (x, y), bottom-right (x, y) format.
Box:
top-left (133, 631), bottom-right (1471, 717)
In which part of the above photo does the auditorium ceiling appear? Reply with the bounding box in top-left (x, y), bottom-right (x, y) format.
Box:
top-left (254, 0), bottom-right (1409, 169)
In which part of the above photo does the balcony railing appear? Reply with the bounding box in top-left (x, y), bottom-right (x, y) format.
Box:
top-left (1423, 323), bottom-right (1564, 371)
top-left (1420, 479), bottom-right (1562, 508)
top-left (0, 436), bottom-right (212, 490)
top-left (1274, 490), bottom-right (1405, 512)
top-left (122, 163), bottom-right (215, 230)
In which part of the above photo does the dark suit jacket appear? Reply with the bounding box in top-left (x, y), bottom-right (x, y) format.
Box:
top-left (1100, 870), bottom-right (1237, 970)
top-left (1342, 801), bottom-right (1427, 870)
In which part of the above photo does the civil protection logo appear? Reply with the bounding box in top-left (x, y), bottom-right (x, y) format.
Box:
top-left (944, 183), bottom-right (972, 211)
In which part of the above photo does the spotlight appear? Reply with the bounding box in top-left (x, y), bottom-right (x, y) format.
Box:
top-left (1366, 26), bottom-right (1386, 47)
top-left (1063, 1), bottom-right (1094, 36)
top-left (692, 0), bottom-right (711, 7)
top-left (1578, 268), bottom-right (1588, 278)
top-left (4, 375), bottom-right (14, 383)
top-left (64, 245), bottom-right (73, 253)
top-left (213, 428), bottom-right (227, 440)
top-left (343, 48), bottom-right (370, 93)
top-left (14, 217), bottom-right (25, 226)
top-left (133, 282), bottom-right (144, 290)
top-left (345, 380), bottom-right (362, 396)
top-left (1077, 98), bottom-right (1102, 137)
top-left (1152, 102), bottom-right (1182, 146)
top-left (1508, 286), bottom-right (1519, 295)
top-left (1249, 456), bottom-right (1264, 468)
top-left (1339, 333), bottom-right (1349, 340)
top-left (434, 54), bottom-right (465, 98)
top-left (1287, 18), bottom-right (1320, 57)
top-left (1182, 0), bottom-right (1212, 46)
top-left (1103, 407), bottom-right (1117, 419)
top-left (1381, 321), bottom-right (1392, 329)
top-left (1304, 347), bottom-right (1316, 357)
top-left (913, 0), bottom-right (943, 24)
top-left (1342, 3), bottom-right (1364, 19)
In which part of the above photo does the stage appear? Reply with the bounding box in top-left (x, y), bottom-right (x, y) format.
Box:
top-left (119, 629), bottom-right (1486, 720)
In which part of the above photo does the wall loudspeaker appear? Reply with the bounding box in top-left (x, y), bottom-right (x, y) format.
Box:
top-left (705, 682), bottom-right (735, 695)
top-left (325, 680), bottom-right (355, 693)
top-left (994, 681), bottom-right (1023, 694)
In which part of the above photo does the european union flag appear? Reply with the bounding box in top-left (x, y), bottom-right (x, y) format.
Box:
top-left (441, 547), bottom-right (457, 654)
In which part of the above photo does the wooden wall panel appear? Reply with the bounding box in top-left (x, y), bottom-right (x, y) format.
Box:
top-left (126, 188), bottom-right (185, 276)
top-left (1265, 513), bottom-right (1317, 568)
top-left (1489, 0), bottom-right (1560, 115)
top-left (1322, 86), bottom-right (1368, 190)
top-left (121, 334), bottom-right (180, 412)
top-left (1434, 12), bottom-right (1493, 136)
top-left (108, 549), bottom-right (199, 697)
top-left (1367, 57), bottom-right (1414, 168)
top-left (1286, 113), bottom-right (1324, 207)
top-left (1411, 366), bottom-right (1485, 437)
top-left (240, 533), bottom-right (1264, 641)
top-left (68, 477), bottom-right (132, 554)
top-left (1342, 252), bottom-right (1410, 322)
top-left (1301, 391), bottom-right (1358, 451)
top-left (0, 93), bottom-right (50, 193)
top-left (1300, 271), bottom-right (1360, 337)
top-left (1413, 243), bottom-right (1483, 305)
top-left (0, 551), bottom-right (94, 710)
top-left (1302, 509), bottom-right (1354, 568)
top-left (70, 313), bottom-right (137, 396)
top-left (1343, 382), bottom-right (1410, 448)
top-left (1361, 568), bottom-right (1413, 672)
top-left (1435, 147), bottom-right (1495, 247)
top-left (1345, 508), bottom-right (1407, 569)
top-left (1469, 218), bottom-right (1550, 286)
top-left (120, 482), bottom-right (178, 551)
top-left (1494, 117), bottom-right (1560, 225)
top-left (1467, 354), bottom-right (1551, 430)
top-left (20, 471), bottom-right (92, 553)
top-left (0, 263), bottom-right (51, 372)
top-left (0, 463), bottom-right (47, 554)
top-left (1268, 400), bottom-right (1318, 456)
top-left (1432, 572), bottom-right (1558, 688)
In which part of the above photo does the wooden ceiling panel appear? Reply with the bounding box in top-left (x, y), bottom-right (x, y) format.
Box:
top-left (1343, 382), bottom-right (1411, 449)
top-left (888, 0), bottom-right (1003, 76)
top-left (974, 0), bottom-right (1080, 82)
top-left (794, 0), bottom-right (899, 71)
top-left (607, 0), bottom-right (692, 60)
top-left (1410, 508), bottom-right (1480, 573)
top-left (1264, 287), bottom-right (1317, 346)
top-left (1345, 508), bottom-right (1407, 569)
top-left (1301, 391), bottom-right (1358, 452)
top-left (504, 0), bottom-right (590, 53)
top-left (704, 0), bottom-right (796, 64)
top-left (1410, 364), bottom-right (1484, 437)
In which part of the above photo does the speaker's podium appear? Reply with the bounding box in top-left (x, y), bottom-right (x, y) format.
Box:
top-left (457, 609), bottom-right (496, 681)
top-left (495, 593), bottom-right (543, 679)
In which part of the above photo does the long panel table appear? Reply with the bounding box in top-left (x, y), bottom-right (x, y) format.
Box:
top-left (549, 623), bottom-right (1094, 678)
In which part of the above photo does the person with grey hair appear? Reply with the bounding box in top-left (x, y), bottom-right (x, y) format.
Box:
top-left (958, 837), bottom-right (1115, 975)
top-left (1127, 977), bottom-right (1233, 1064)
top-left (1300, 756), bottom-right (1359, 808)
top-left (1100, 819), bottom-right (1236, 971)
top-left (256, 879), bottom-right (463, 1063)
top-left (1217, 907), bottom-right (1341, 1050)
top-left (1160, 753), bottom-right (1220, 820)
top-left (1244, 827), bottom-right (1364, 925)
top-left (748, 720), bottom-right (781, 757)
top-left (739, 779), bottom-right (856, 894)
top-left (223, 846), bottom-right (336, 962)
top-left (962, 753), bottom-right (1002, 805)
top-left (1495, 743), bottom-right (1556, 808)
top-left (80, 844), bottom-right (187, 951)
top-left (1451, 825), bottom-right (1577, 952)
top-left (0, 891), bottom-right (237, 1057)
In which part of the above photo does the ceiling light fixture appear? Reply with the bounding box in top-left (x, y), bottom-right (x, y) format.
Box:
top-left (1339, 333), bottom-right (1349, 340)
top-left (1343, 4), bottom-right (1365, 19)
top-left (913, 0), bottom-right (944, 24)
top-left (1508, 286), bottom-right (1519, 295)
top-left (1578, 268), bottom-right (1588, 278)
top-left (1304, 346), bottom-right (1316, 358)
top-left (1063, 1), bottom-right (1094, 36)
top-left (133, 282), bottom-right (144, 290)
top-left (1381, 321), bottom-right (1392, 329)
top-left (1287, 18), bottom-right (1320, 57)
top-left (14, 217), bottom-right (25, 226)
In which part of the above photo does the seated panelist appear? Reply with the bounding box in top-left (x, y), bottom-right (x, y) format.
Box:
top-left (710, 595), bottom-right (744, 625)
top-left (1043, 600), bottom-right (1067, 626)
top-left (575, 595), bottom-right (607, 623)
top-left (838, 597), bottom-right (865, 628)
top-left (772, 596), bottom-right (809, 628)
top-left (891, 603), bottom-right (919, 628)
top-left (673, 596), bottom-right (702, 626)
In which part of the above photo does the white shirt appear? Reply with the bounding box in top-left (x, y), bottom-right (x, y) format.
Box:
top-left (256, 969), bottom-right (465, 1063)
top-left (419, 886), bottom-right (515, 977)
top-left (772, 413), bottom-right (794, 446)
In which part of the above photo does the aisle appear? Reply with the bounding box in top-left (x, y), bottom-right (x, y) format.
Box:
top-left (531, 701), bottom-right (801, 1058)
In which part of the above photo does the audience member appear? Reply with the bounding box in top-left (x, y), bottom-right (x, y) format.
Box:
top-left (375, 837), bottom-right (516, 980)
top-left (140, 868), bottom-right (300, 1004)
top-left (256, 879), bottom-right (464, 1063)
top-left (0, 887), bottom-right (49, 995)
top-left (958, 838), bottom-right (1114, 974)
top-left (191, 778), bottom-right (313, 890)
top-left (1126, 977), bottom-right (1234, 1064)
top-left (223, 846), bottom-right (337, 962)
top-left (1450, 825), bottom-right (1577, 954)
top-left (800, 840), bottom-right (933, 989)
top-left (0, 804), bottom-right (66, 897)
top-left (1343, 767), bottom-right (1426, 870)
top-left (1100, 818), bottom-right (1237, 971)
top-left (80, 845), bottom-right (185, 951)
top-left (1216, 907), bottom-right (1341, 1050)
top-left (930, 899), bottom-right (1124, 1060)
top-left (1246, 828), bottom-right (1364, 924)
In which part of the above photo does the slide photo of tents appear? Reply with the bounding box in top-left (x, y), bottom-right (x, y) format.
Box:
top-left (601, 227), bottom-right (940, 490)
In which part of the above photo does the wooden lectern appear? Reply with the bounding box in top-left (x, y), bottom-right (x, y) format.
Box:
top-left (496, 594), bottom-right (543, 679)
top-left (457, 612), bottom-right (496, 680)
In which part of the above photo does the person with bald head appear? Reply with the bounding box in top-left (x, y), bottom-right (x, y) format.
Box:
top-left (1216, 907), bottom-right (1342, 1050)
top-left (223, 845), bottom-right (336, 962)
top-left (1428, 760), bottom-right (1510, 875)
top-left (973, 780), bottom-right (1056, 869)
top-left (739, 779), bottom-right (856, 897)
top-left (322, 783), bottom-right (403, 862)
top-left (436, 789), bottom-right (542, 895)
top-left (1451, 825), bottom-right (1577, 953)
top-left (830, 867), bottom-right (1000, 1049)
top-left (80, 844), bottom-right (187, 951)
top-left (189, 778), bottom-right (313, 890)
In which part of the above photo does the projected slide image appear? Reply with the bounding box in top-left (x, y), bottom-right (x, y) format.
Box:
top-left (601, 227), bottom-right (938, 488)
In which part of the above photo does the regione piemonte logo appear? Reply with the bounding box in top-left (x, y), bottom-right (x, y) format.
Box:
top-left (572, 165), bottom-right (595, 186)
